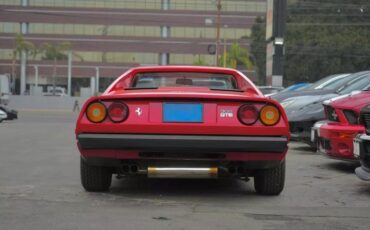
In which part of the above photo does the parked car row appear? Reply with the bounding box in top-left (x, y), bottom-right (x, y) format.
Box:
top-left (274, 71), bottom-right (370, 148)
top-left (270, 70), bottom-right (370, 182)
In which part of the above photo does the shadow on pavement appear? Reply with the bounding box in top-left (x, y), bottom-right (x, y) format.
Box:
top-left (324, 161), bottom-right (360, 174)
top-left (108, 177), bottom-right (256, 198)
top-left (289, 142), bottom-right (315, 152)
top-left (354, 183), bottom-right (370, 195)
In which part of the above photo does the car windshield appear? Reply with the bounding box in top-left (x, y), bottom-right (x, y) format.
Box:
top-left (131, 72), bottom-right (239, 90)
top-left (307, 74), bottom-right (338, 89)
top-left (338, 75), bottom-right (370, 95)
top-left (320, 75), bottom-right (353, 90)
top-left (309, 74), bottom-right (349, 90)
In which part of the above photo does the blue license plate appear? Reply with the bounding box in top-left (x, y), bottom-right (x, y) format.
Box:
top-left (163, 103), bottom-right (203, 123)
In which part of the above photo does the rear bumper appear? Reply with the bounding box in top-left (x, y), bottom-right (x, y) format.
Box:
top-left (77, 133), bottom-right (289, 153)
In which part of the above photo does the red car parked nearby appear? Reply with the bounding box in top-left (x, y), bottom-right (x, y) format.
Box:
top-left (75, 66), bottom-right (290, 195)
top-left (318, 91), bottom-right (370, 160)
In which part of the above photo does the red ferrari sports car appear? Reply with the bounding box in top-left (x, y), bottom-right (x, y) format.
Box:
top-left (75, 66), bottom-right (290, 195)
top-left (318, 91), bottom-right (370, 160)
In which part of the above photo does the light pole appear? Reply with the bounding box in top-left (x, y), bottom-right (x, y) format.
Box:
top-left (160, 0), bottom-right (170, 65)
top-left (215, 0), bottom-right (221, 66)
top-left (223, 24), bottom-right (228, 67)
top-left (20, 0), bottom-right (29, 95)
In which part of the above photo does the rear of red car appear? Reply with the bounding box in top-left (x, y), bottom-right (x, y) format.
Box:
top-left (318, 92), bottom-right (370, 160)
top-left (75, 66), bottom-right (290, 195)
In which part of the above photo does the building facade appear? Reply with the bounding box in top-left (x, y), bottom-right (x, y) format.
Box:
top-left (0, 0), bottom-right (265, 95)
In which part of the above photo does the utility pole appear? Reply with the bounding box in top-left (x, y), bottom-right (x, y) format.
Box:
top-left (223, 24), bottom-right (228, 67)
top-left (20, 0), bottom-right (29, 95)
top-left (265, 0), bottom-right (287, 86)
top-left (215, 0), bottom-right (222, 66)
top-left (159, 0), bottom-right (170, 65)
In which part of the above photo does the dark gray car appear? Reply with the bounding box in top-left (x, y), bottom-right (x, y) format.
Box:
top-left (281, 71), bottom-right (370, 146)
top-left (271, 73), bottom-right (351, 102)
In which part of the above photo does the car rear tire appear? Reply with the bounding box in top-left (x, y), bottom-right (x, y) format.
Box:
top-left (80, 158), bottom-right (112, 192)
top-left (254, 160), bottom-right (285, 195)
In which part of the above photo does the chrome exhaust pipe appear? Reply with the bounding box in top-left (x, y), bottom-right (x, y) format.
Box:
top-left (147, 167), bottom-right (218, 179)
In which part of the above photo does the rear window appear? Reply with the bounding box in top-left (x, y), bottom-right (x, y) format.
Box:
top-left (131, 72), bottom-right (238, 90)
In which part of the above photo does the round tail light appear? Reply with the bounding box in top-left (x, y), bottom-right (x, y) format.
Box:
top-left (238, 104), bottom-right (259, 125)
top-left (108, 102), bottom-right (129, 123)
top-left (260, 105), bottom-right (280, 126)
top-left (86, 102), bottom-right (107, 123)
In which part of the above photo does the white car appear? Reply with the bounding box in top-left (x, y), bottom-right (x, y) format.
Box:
top-left (0, 109), bottom-right (7, 123)
top-left (43, 87), bottom-right (67, 96)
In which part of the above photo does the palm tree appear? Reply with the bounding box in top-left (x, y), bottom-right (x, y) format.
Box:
top-left (220, 43), bottom-right (254, 71)
top-left (11, 33), bottom-right (35, 94)
top-left (41, 42), bottom-right (71, 95)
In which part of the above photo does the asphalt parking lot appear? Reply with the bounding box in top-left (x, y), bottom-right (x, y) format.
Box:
top-left (1, 111), bottom-right (370, 230)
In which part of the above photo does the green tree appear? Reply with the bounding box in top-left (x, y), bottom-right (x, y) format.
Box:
top-left (250, 0), bottom-right (370, 85)
top-left (250, 17), bottom-right (266, 85)
top-left (41, 42), bottom-right (71, 95)
top-left (220, 43), bottom-right (254, 70)
top-left (285, 0), bottom-right (370, 83)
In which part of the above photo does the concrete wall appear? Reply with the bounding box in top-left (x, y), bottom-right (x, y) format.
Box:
top-left (8, 95), bottom-right (89, 111)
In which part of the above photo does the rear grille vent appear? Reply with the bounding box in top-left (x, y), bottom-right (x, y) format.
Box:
top-left (362, 113), bottom-right (370, 134)
top-left (362, 144), bottom-right (370, 168)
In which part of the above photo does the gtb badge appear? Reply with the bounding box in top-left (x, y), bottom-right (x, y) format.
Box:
top-left (220, 110), bottom-right (233, 118)
top-left (135, 107), bottom-right (142, 116)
